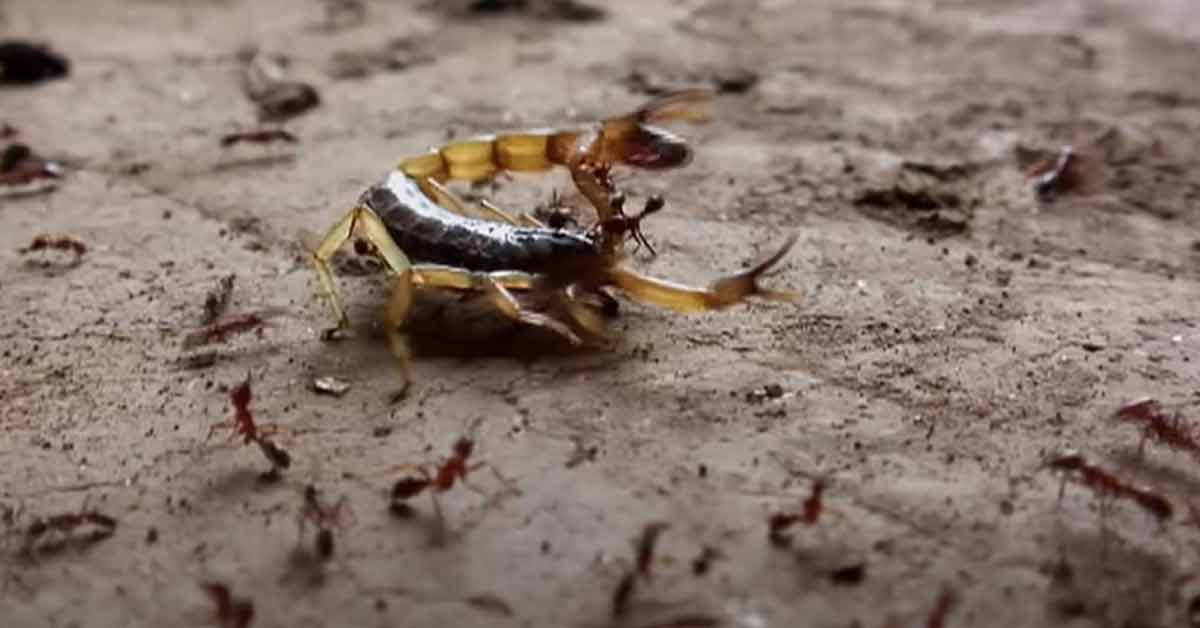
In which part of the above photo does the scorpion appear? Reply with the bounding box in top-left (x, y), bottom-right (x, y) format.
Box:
top-left (310, 89), bottom-right (800, 392)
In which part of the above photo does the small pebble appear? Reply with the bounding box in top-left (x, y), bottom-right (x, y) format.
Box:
top-left (312, 376), bottom-right (351, 397)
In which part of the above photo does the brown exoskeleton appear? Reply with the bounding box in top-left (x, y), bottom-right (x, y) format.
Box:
top-left (310, 90), bottom-right (801, 393)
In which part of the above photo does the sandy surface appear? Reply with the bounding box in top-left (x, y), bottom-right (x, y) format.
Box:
top-left (2, 1), bottom-right (1200, 627)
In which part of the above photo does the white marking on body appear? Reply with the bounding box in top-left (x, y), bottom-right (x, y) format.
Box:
top-left (384, 170), bottom-right (434, 211)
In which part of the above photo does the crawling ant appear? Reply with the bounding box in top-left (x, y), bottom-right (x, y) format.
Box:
top-left (22, 509), bottom-right (117, 557)
top-left (208, 374), bottom-right (291, 481)
top-left (388, 425), bottom-right (515, 523)
top-left (613, 521), bottom-right (670, 618)
top-left (533, 188), bottom-right (579, 230)
top-left (297, 485), bottom-right (354, 561)
top-left (1115, 397), bottom-right (1200, 460)
top-left (1045, 450), bottom-right (1173, 523)
top-left (219, 129), bottom-right (298, 149)
top-left (182, 308), bottom-right (285, 349)
top-left (591, 192), bottom-right (665, 257)
top-left (202, 582), bottom-right (255, 628)
top-left (768, 478), bottom-right (827, 546)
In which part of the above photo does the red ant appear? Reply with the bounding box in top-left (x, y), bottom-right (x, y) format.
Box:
top-left (613, 521), bottom-right (670, 618)
top-left (533, 188), bottom-right (579, 231)
top-left (219, 128), bottom-right (298, 148)
top-left (22, 509), bottom-right (117, 556)
top-left (202, 582), bottom-right (254, 628)
top-left (768, 478), bottom-right (827, 546)
top-left (592, 192), bottom-right (665, 257)
top-left (573, 161), bottom-right (663, 255)
top-left (1115, 397), bottom-right (1199, 459)
top-left (297, 485), bottom-right (354, 561)
top-left (208, 374), bottom-right (291, 480)
top-left (1045, 451), bottom-right (1173, 523)
top-left (182, 308), bottom-right (285, 349)
top-left (389, 425), bottom-right (514, 522)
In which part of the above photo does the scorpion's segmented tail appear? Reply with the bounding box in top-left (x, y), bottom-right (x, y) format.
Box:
top-left (396, 89), bottom-right (714, 185)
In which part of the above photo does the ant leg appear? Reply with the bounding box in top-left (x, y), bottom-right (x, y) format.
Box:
top-left (606, 235), bottom-right (802, 313)
top-left (311, 205), bottom-right (414, 333)
top-left (478, 274), bottom-right (582, 345)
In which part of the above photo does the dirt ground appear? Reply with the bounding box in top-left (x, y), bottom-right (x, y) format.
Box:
top-left (3, 0), bottom-right (1200, 626)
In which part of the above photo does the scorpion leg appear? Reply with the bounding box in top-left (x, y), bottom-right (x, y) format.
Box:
top-left (384, 267), bottom-right (416, 396)
top-left (404, 266), bottom-right (579, 342)
top-left (424, 173), bottom-right (545, 228)
top-left (561, 285), bottom-right (609, 337)
top-left (607, 235), bottom-right (802, 313)
top-left (479, 274), bottom-right (583, 345)
top-left (422, 177), bottom-right (477, 218)
top-left (312, 205), bottom-right (417, 390)
top-left (479, 199), bottom-right (545, 228)
top-left (312, 205), bottom-right (415, 331)
top-left (411, 265), bottom-right (535, 291)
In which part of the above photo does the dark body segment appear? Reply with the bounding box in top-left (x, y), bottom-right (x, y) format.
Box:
top-left (362, 172), bottom-right (600, 275)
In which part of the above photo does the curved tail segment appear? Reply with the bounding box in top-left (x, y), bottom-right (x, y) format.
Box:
top-left (600, 88), bottom-right (714, 170)
top-left (606, 234), bottom-right (802, 314)
top-left (395, 89), bottom-right (714, 188)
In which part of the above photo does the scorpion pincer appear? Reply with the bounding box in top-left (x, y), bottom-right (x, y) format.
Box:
top-left (309, 90), bottom-right (801, 394)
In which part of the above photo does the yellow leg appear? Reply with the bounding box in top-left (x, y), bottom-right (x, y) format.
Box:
top-left (411, 265), bottom-right (535, 291)
top-left (561, 285), bottom-right (608, 338)
top-left (423, 177), bottom-right (475, 218)
top-left (479, 199), bottom-right (545, 228)
top-left (384, 268), bottom-right (415, 396)
top-left (425, 176), bottom-right (545, 228)
top-left (478, 274), bottom-right (582, 345)
top-left (311, 205), bottom-right (415, 332)
top-left (607, 235), bottom-right (802, 313)
top-left (411, 265), bottom-right (580, 342)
